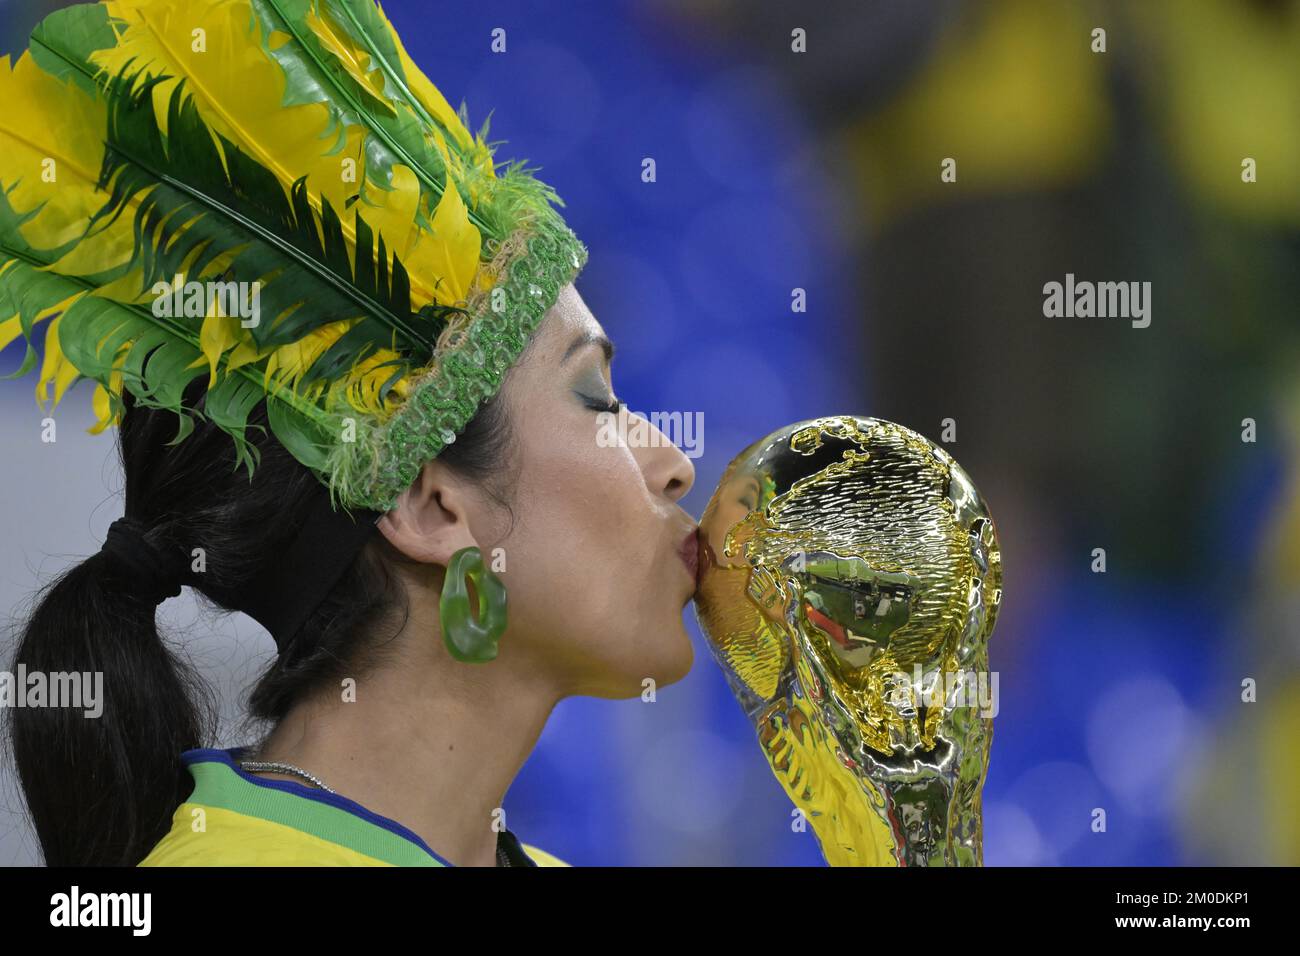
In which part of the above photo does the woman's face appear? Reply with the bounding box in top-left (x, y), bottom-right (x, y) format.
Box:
top-left (427, 283), bottom-right (699, 697)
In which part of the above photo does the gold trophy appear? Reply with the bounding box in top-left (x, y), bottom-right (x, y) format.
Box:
top-left (694, 416), bottom-right (1002, 865)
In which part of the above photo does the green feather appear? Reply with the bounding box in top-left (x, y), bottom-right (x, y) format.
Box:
top-left (0, 184), bottom-right (342, 476)
top-left (27, 2), bottom-right (119, 96)
top-left (251, 0), bottom-right (500, 234)
top-left (91, 67), bottom-right (450, 363)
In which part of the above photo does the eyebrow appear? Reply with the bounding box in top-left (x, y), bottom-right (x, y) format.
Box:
top-left (561, 330), bottom-right (616, 365)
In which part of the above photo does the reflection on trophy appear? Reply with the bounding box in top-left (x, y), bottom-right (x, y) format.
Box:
top-left (694, 416), bottom-right (1002, 866)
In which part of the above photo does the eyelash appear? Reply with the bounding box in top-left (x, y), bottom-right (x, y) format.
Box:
top-left (584, 394), bottom-right (624, 414)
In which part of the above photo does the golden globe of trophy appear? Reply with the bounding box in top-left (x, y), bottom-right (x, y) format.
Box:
top-left (694, 416), bottom-right (1002, 866)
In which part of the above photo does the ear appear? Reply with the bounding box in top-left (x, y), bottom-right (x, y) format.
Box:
top-left (377, 459), bottom-right (479, 565)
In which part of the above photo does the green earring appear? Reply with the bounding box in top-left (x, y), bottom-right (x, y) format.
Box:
top-left (439, 546), bottom-right (508, 663)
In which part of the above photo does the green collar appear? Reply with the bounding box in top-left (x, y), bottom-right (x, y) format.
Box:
top-left (182, 747), bottom-right (537, 867)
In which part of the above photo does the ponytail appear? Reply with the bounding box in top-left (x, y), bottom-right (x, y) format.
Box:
top-left (6, 547), bottom-right (215, 866)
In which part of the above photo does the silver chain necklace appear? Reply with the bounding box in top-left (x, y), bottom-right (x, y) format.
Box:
top-left (239, 759), bottom-right (337, 794)
top-left (238, 755), bottom-right (512, 865)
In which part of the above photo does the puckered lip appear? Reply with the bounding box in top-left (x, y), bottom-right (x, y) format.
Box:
top-left (678, 526), bottom-right (700, 592)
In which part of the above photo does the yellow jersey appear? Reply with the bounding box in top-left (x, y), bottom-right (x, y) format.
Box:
top-left (139, 747), bottom-right (569, 867)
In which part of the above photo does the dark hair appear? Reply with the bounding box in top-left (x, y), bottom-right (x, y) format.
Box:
top-left (4, 367), bottom-right (519, 867)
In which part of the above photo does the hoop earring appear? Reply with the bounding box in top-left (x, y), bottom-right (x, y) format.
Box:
top-left (439, 546), bottom-right (508, 663)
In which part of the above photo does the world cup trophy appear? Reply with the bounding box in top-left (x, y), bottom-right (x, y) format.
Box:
top-left (694, 416), bottom-right (1002, 865)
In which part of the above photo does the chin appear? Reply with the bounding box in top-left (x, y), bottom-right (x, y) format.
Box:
top-left (607, 629), bottom-right (693, 697)
top-left (650, 626), bottom-right (695, 687)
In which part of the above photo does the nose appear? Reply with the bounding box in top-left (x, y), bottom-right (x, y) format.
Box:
top-left (629, 410), bottom-right (696, 503)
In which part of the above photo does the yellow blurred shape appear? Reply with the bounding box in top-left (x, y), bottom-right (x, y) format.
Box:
top-left (1128, 0), bottom-right (1300, 225)
top-left (844, 0), bottom-right (1110, 227)
top-left (1262, 382), bottom-right (1300, 588)
top-left (1264, 678), bottom-right (1300, 863)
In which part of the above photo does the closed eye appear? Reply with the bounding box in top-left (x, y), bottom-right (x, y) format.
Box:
top-left (579, 393), bottom-right (623, 414)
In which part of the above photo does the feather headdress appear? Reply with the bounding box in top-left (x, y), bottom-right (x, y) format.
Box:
top-left (0, 0), bottom-right (587, 512)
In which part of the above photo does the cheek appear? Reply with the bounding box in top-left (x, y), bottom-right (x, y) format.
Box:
top-left (513, 430), bottom-right (665, 643)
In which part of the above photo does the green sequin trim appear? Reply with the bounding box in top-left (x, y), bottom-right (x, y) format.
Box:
top-left (323, 203), bottom-right (588, 512)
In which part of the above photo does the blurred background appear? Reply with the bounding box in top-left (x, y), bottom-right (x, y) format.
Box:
top-left (1, 0), bottom-right (1297, 865)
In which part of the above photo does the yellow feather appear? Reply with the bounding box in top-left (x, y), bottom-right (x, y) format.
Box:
top-left (35, 313), bottom-right (82, 410)
top-left (94, 0), bottom-right (388, 293)
top-left (427, 126), bottom-right (479, 208)
top-left (89, 362), bottom-right (126, 434)
top-left (429, 128), bottom-right (453, 175)
top-left (264, 320), bottom-right (347, 393)
top-left (225, 335), bottom-right (270, 372)
top-left (260, 317), bottom-right (411, 419)
top-left (198, 296), bottom-right (241, 387)
top-left (93, 0), bottom-right (476, 310)
top-left (335, 347), bottom-right (409, 417)
top-left (0, 314), bottom-right (23, 353)
top-left (0, 52), bottom-right (139, 278)
top-left (89, 381), bottom-right (113, 432)
top-left (355, 1), bottom-right (498, 216)
top-left (12, 292), bottom-right (83, 412)
top-left (94, 0), bottom-right (361, 212)
top-left (354, 163), bottom-right (420, 269)
top-left (302, 4), bottom-right (392, 112)
top-left (405, 169), bottom-right (480, 305)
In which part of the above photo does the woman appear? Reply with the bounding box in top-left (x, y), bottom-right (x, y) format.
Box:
top-left (3, 0), bottom-right (698, 867)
